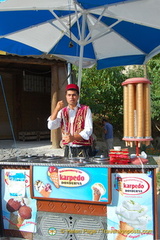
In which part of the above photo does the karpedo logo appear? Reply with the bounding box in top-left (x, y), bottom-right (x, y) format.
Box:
top-left (48, 227), bottom-right (57, 236)
top-left (121, 177), bottom-right (150, 195)
top-left (59, 168), bottom-right (89, 187)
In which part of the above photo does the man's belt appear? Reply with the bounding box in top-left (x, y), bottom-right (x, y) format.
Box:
top-left (64, 145), bottom-right (93, 158)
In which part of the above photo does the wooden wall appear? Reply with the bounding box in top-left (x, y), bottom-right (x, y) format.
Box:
top-left (0, 57), bottom-right (67, 142)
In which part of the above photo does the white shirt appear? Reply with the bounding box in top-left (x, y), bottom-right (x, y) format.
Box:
top-left (47, 104), bottom-right (93, 146)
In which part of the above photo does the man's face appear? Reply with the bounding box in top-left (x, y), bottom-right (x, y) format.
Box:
top-left (66, 90), bottom-right (79, 107)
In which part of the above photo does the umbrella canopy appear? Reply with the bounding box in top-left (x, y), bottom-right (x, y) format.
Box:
top-left (0, 0), bottom-right (160, 87)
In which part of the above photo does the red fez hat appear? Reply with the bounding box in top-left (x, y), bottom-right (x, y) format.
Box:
top-left (66, 84), bottom-right (79, 92)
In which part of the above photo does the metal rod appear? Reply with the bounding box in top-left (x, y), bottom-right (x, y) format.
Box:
top-left (77, 13), bottom-right (86, 91)
top-left (0, 75), bottom-right (17, 148)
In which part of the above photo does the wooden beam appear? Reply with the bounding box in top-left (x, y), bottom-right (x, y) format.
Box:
top-left (0, 54), bottom-right (65, 66)
top-left (50, 64), bottom-right (61, 148)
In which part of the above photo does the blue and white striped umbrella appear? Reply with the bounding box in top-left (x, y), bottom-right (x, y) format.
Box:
top-left (0, 0), bottom-right (160, 87)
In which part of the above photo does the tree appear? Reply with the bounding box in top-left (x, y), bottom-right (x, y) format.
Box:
top-left (147, 58), bottom-right (160, 121)
top-left (72, 54), bottom-right (160, 139)
top-left (73, 65), bottom-right (126, 138)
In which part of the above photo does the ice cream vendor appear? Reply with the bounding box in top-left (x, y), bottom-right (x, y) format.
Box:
top-left (47, 83), bottom-right (93, 158)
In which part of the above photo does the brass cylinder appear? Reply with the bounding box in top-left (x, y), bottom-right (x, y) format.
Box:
top-left (144, 83), bottom-right (151, 138)
top-left (122, 78), bottom-right (152, 147)
top-left (136, 83), bottom-right (144, 138)
top-left (128, 84), bottom-right (134, 138)
top-left (123, 85), bottom-right (128, 138)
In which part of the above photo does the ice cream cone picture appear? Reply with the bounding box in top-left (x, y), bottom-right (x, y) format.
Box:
top-left (6, 197), bottom-right (32, 229)
top-left (17, 216), bottom-right (25, 228)
top-left (48, 166), bottom-right (60, 188)
top-left (4, 171), bottom-right (10, 185)
top-left (117, 177), bottom-right (123, 196)
top-left (18, 205), bottom-right (32, 227)
top-left (6, 197), bottom-right (21, 229)
top-left (115, 199), bottom-right (151, 240)
top-left (6, 198), bottom-right (21, 213)
top-left (115, 221), bottom-right (134, 240)
top-left (91, 183), bottom-right (106, 201)
top-left (39, 188), bottom-right (50, 198)
top-left (9, 212), bottom-right (19, 230)
top-left (34, 180), bottom-right (52, 197)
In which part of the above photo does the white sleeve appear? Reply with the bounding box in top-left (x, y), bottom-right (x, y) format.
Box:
top-left (79, 107), bottom-right (93, 140)
top-left (47, 110), bottom-right (62, 130)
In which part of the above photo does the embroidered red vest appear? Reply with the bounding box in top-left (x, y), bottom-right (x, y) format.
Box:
top-left (61, 105), bottom-right (92, 146)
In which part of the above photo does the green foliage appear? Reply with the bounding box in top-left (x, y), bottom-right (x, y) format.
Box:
top-left (145, 147), bottom-right (160, 156)
top-left (73, 65), bottom-right (126, 137)
top-left (72, 54), bottom-right (160, 138)
top-left (124, 65), bottom-right (144, 78)
top-left (147, 59), bottom-right (160, 122)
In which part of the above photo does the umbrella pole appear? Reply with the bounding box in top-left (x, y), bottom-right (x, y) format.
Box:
top-left (77, 13), bottom-right (86, 92)
top-left (67, 63), bottom-right (72, 84)
top-left (77, 45), bottom-right (84, 92)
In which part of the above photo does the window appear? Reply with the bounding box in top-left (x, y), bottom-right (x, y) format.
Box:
top-left (23, 74), bottom-right (51, 93)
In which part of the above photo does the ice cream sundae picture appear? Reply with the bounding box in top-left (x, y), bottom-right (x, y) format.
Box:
top-left (91, 183), bottom-right (106, 201)
top-left (34, 180), bottom-right (52, 198)
top-left (5, 171), bottom-right (26, 197)
top-left (48, 166), bottom-right (60, 188)
top-left (6, 197), bottom-right (32, 230)
top-left (115, 199), bottom-right (151, 240)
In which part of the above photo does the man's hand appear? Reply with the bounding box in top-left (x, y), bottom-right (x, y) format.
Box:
top-left (63, 134), bottom-right (74, 143)
top-left (55, 100), bottom-right (64, 111)
top-left (50, 100), bottom-right (64, 120)
top-left (63, 133), bottom-right (84, 143)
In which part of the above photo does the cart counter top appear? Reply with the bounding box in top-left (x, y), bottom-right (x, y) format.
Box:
top-left (0, 155), bottom-right (158, 168)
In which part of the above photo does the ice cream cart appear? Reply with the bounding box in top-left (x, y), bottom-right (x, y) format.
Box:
top-left (0, 155), bottom-right (158, 240)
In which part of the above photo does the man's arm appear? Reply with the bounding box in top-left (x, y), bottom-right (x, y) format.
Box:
top-left (50, 101), bottom-right (64, 120)
top-left (104, 128), bottom-right (107, 134)
top-left (47, 101), bottom-right (64, 130)
top-left (104, 123), bottom-right (107, 134)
